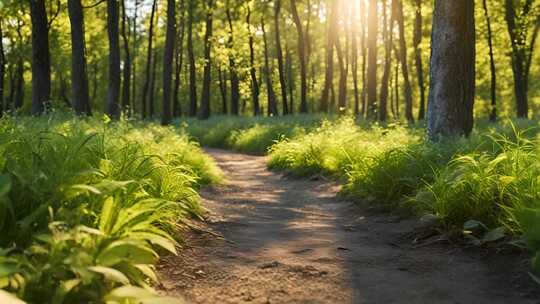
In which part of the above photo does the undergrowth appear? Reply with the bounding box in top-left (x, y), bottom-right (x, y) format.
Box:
top-left (0, 113), bottom-right (221, 303)
top-left (266, 117), bottom-right (540, 277)
top-left (180, 114), bottom-right (324, 155)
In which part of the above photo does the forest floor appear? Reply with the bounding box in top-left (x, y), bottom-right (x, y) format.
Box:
top-left (159, 149), bottom-right (538, 304)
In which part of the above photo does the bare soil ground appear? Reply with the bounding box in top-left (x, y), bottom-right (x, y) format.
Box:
top-left (159, 149), bottom-right (538, 304)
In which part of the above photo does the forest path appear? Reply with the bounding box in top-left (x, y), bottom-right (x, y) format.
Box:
top-left (159, 149), bottom-right (535, 304)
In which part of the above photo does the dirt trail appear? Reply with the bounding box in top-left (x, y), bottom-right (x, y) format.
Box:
top-left (159, 149), bottom-right (537, 304)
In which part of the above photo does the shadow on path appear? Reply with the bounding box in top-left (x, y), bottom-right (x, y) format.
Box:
top-left (160, 149), bottom-right (537, 304)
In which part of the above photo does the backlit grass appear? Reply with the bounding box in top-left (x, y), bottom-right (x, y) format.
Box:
top-left (0, 112), bottom-right (221, 303)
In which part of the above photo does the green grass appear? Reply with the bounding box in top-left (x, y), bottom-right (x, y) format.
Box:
top-left (0, 112), bottom-right (221, 303)
top-left (265, 116), bottom-right (540, 276)
top-left (179, 114), bottom-right (325, 155)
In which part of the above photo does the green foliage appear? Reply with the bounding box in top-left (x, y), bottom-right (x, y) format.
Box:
top-left (181, 114), bottom-right (324, 155)
top-left (266, 116), bottom-right (540, 277)
top-left (0, 113), bottom-right (220, 303)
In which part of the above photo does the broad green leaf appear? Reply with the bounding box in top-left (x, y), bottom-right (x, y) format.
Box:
top-left (463, 220), bottom-right (487, 232)
top-left (96, 240), bottom-right (157, 267)
top-left (134, 264), bottom-right (158, 283)
top-left (482, 227), bottom-right (506, 243)
top-left (99, 196), bottom-right (116, 233)
top-left (130, 232), bottom-right (177, 255)
top-left (0, 262), bottom-right (18, 277)
top-left (52, 279), bottom-right (81, 304)
top-left (88, 266), bottom-right (130, 285)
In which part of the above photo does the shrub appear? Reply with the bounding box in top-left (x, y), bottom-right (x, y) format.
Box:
top-left (0, 114), bottom-right (220, 303)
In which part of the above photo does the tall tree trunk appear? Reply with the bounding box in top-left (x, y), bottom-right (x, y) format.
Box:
top-left (366, 0), bottom-right (378, 119)
top-left (360, 0), bottom-right (367, 117)
top-left (261, 17), bottom-right (278, 116)
top-left (187, 0), bottom-right (198, 117)
top-left (351, 2), bottom-right (360, 117)
top-left (482, 0), bottom-right (496, 122)
top-left (247, 4), bottom-right (260, 116)
top-left (0, 21), bottom-right (4, 116)
top-left (199, 0), bottom-right (214, 120)
top-left (149, 49), bottom-right (158, 117)
top-left (7, 65), bottom-right (14, 111)
top-left (68, 0), bottom-right (91, 116)
top-left (290, 0), bottom-right (308, 113)
top-left (274, 0), bottom-right (289, 115)
top-left (29, 0), bottom-right (51, 115)
top-left (132, 0), bottom-right (139, 113)
top-left (173, 0), bottom-right (185, 118)
top-left (335, 4), bottom-right (348, 114)
top-left (286, 46), bottom-right (295, 113)
top-left (162, 0), bottom-right (176, 125)
top-left (121, 0), bottom-right (131, 114)
top-left (14, 59), bottom-right (25, 110)
top-left (226, 6), bottom-right (241, 116)
top-left (106, 0), bottom-right (121, 118)
top-left (57, 69), bottom-right (71, 107)
top-left (394, 58), bottom-right (400, 117)
top-left (504, 0), bottom-right (538, 119)
top-left (379, 0), bottom-right (393, 122)
top-left (320, 0), bottom-right (338, 113)
top-left (218, 67), bottom-right (228, 114)
top-left (141, 0), bottom-right (157, 119)
top-left (427, 0), bottom-right (475, 140)
top-left (92, 61), bottom-right (98, 102)
top-left (413, 0), bottom-right (426, 120)
top-left (394, 0), bottom-right (414, 123)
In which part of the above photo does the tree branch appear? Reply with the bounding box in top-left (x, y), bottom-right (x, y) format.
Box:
top-left (83, 0), bottom-right (106, 9)
top-left (47, 0), bottom-right (62, 29)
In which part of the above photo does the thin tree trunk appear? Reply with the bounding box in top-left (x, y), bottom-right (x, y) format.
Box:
top-left (7, 65), bottom-right (14, 111)
top-left (413, 0), bottom-right (426, 120)
top-left (286, 45), bottom-right (295, 114)
top-left (261, 17), bottom-right (278, 116)
top-left (68, 0), bottom-right (91, 116)
top-left (481, 0), bottom-right (496, 122)
top-left (92, 61), bottom-right (98, 102)
top-left (335, 5), bottom-right (348, 114)
top-left (427, 0), bottom-right (475, 139)
top-left (132, 0), bottom-right (139, 113)
top-left (360, 1), bottom-right (367, 117)
top-left (379, 0), bottom-right (393, 122)
top-left (395, 58), bottom-right (400, 118)
top-left (149, 49), bottom-right (158, 117)
top-left (162, 0), bottom-right (176, 125)
top-left (141, 0), bottom-right (157, 119)
top-left (199, 0), bottom-right (214, 120)
top-left (290, 0), bottom-right (308, 113)
top-left (57, 69), bottom-right (71, 107)
top-left (226, 6), bottom-right (241, 116)
top-left (320, 0), bottom-right (337, 113)
top-left (394, 0), bottom-right (414, 123)
top-left (504, 0), bottom-right (537, 119)
top-left (187, 0), bottom-right (198, 117)
top-left (351, 2), bottom-right (360, 117)
top-left (218, 67), bottom-right (228, 114)
top-left (14, 58), bottom-right (24, 110)
top-left (173, 0), bottom-right (185, 118)
top-left (29, 0), bottom-right (51, 115)
top-left (366, 0), bottom-right (378, 119)
top-left (247, 4), bottom-right (260, 116)
top-left (121, 0), bottom-right (131, 115)
top-left (274, 0), bottom-right (289, 115)
top-left (106, 0), bottom-right (121, 118)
